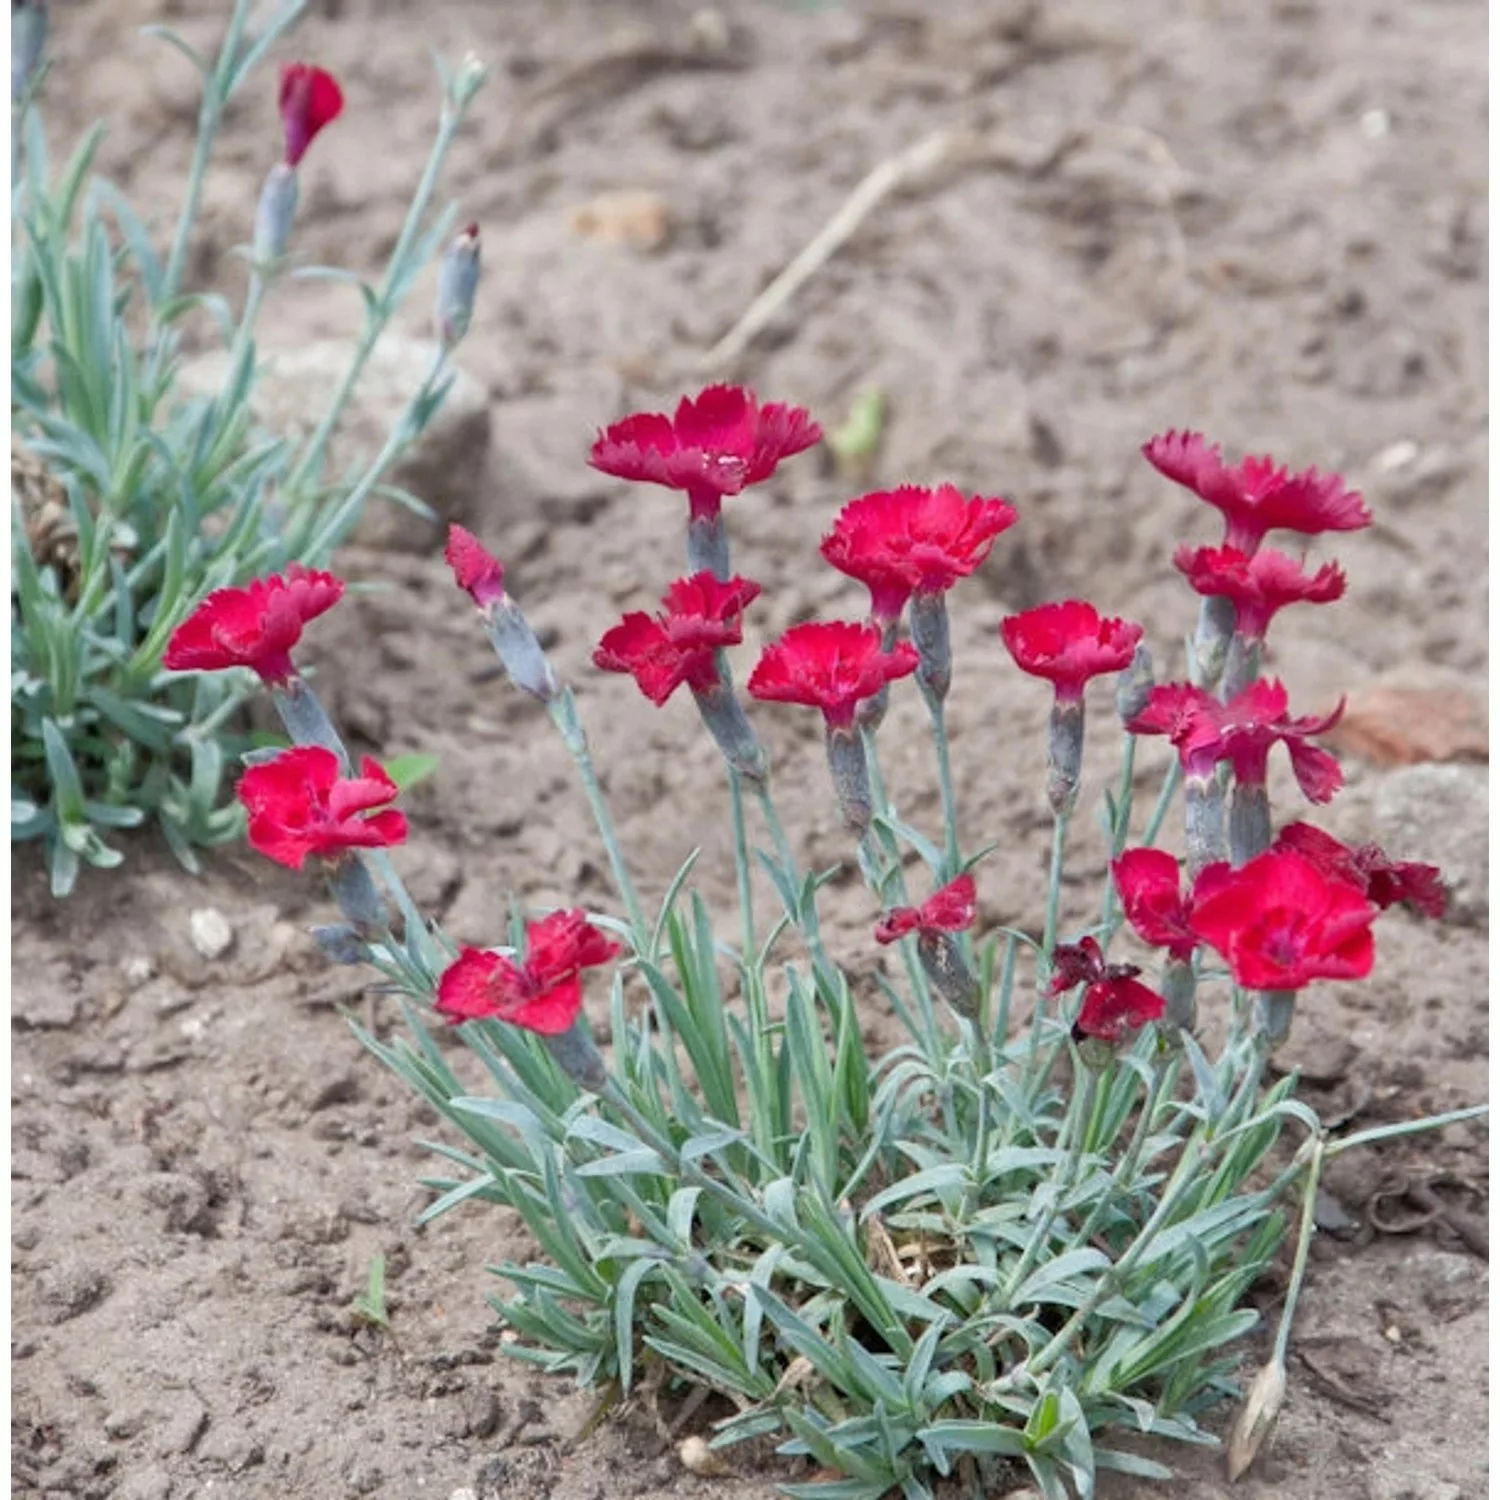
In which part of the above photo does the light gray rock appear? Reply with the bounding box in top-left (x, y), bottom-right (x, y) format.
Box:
top-left (187, 906), bottom-right (234, 961)
top-left (1370, 762), bottom-right (1488, 925)
top-left (176, 334), bottom-right (491, 552)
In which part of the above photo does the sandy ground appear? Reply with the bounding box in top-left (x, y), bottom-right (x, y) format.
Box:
top-left (11, 1), bottom-right (1488, 1498)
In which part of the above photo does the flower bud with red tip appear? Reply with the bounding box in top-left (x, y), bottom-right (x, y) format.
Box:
top-left (875, 874), bottom-right (980, 1017)
top-left (446, 526), bottom-right (559, 702)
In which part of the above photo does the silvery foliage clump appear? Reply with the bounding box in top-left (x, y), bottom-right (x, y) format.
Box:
top-left (9, 0), bottom-right (485, 894)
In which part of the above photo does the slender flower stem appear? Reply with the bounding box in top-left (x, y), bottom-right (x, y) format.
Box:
top-left (1271, 1134), bottom-right (1324, 1368)
top-left (548, 692), bottom-right (648, 951)
top-left (301, 345), bottom-right (449, 561)
top-left (1140, 757), bottom-right (1183, 849)
top-left (286, 92), bottom-right (472, 499)
top-left (225, 268), bottom-right (269, 383)
top-left (920, 679), bottom-right (962, 879)
top-left (754, 779), bottom-right (834, 981)
top-left (729, 768), bottom-right (756, 964)
top-left (1099, 734), bottom-right (1138, 935)
top-left (1039, 810), bottom-right (1070, 984)
top-left (1072, 1055), bottom-right (1178, 1250)
top-left (158, 0), bottom-right (253, 309)
top-left (1004, 1064), bottom-right (1096, 1300)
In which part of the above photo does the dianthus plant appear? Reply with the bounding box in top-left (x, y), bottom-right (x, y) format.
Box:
top-left (170, 387), bottom-right (1485, 1499)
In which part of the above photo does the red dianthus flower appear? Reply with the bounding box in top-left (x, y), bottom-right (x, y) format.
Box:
top-left (1000, 601), bottom-right (1144, 702)
top-left (1173, 544), bottom-right (1346, 645)
top-left (1143, 431), bottom-right (1371, 554)
top-left (434, 910), bottom-right (620, 1035)
top-left (1111, 847), bottom-right (1198, 962)
top-left (278, 64), bottom-right (344, 167)
top-left (1190, 849), bottom-right (1378, 990)
top-left (594, 573), bottom-right (761, 706)
top-left (1272, 822), bottom-right (1445, 919)
top-left (164, 565), bottom-right (344, 685)
top-left (821, 485), bottom-right (1018, 625)
top-left (747, 620), bottom-right (918, 730)
top-left (237, 746), bottom-right (406, 870)
top-left (875, 873), bottom-right (977, 944)
top-left (1049, 936), bottom-right (1166, 1044)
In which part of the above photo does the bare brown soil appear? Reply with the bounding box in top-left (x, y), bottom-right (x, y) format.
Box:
top-left (11, 2), bottom-right (1487, 1499)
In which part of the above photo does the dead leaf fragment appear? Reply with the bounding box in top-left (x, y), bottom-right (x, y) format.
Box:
top-left (569, 190), bottom-right (673, 252)
top-left (1226, 1357), bottom-right (1286, 1481)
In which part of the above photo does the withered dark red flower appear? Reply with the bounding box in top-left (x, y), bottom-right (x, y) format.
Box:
top-left (164, 565), bottom-right (344, 684)
top-left (434, 910), bottom-right (620, 1034)
top-left (237, 746), bottom-right (406, 870)
top-left (594, 573), bottom-right (761, 706)
top-left (1111, 847), bottom-right (1198, 962)
top-left (588, 385), bottom-right (821, 523)
top-left (446, 524), bottom-right (506, 608)
top-left (278, 63), bottom-right (344, 167)
top-left (1190, 849), bottom-right (1378, 990)
top-left (1000, 601), bottom-right (1144, 701)
top-left (821, 485), bottom-right (1018, 624)
top-left (874, 873), bottom-right (977, 944)
top-left (1173, 544), bottom-right (1346, 644)
top-left (1049, 936), bottom-right (1166, 1044)
top-left (747, 620), bottom-right (918, 730)
top-left (1273, 822), bottom-right (1446, 919)
top-left (1143, 431), bottom-right (1371, 554)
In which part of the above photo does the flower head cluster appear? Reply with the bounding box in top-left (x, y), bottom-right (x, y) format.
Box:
top-left (821, 485), bottom-right (1018, 625)
top-left (589, 385), bottom-right (821, 523)
top-left (1050, 936), bottom-right (1166, 1044)
top-left (436, 911), bottom-right (620, 1035)
top-left (1143, 431), bottom-right (1371, 554)
top-left (164, 565), bottom-right (344, 685)
top-left (278, 63), bottom-right (344, 166)
top-left (1001, 601), bottom-right (1144, 702)
top-left (237, 746), bottom-right (406, 870)
top-left (748, 621), bottom-right (918, 730)
top-left (595, 573), bottom-right (761, 706)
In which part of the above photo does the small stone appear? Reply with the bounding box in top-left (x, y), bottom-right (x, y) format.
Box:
top-left (119, 954), bottom-right (157, 987)
top-left (1326, 676), bottom-right (1487, 767)
top-left (154, 1392), bottom-right (208, 1457)
top-left (188, 908), bottom-right (235, 961)
top-left (40, 1261), bottom-right (111, 1324)
top-left (1372, 439), bottom-right (1419, 473)
top-left (1383, 1323), bottom-right (1402, 1344)
top-left (679, 1435), bottom-right (729, 1477)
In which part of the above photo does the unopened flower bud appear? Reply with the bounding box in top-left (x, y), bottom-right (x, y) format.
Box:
top-left (543, 1019), bottom-right (608, 1093)
top-left (1115, 644), bottom-right (1155, 724)
top-left (252, 161), bottom-right (300, 267)
top-left (12, 0), bottom-right (47, 104)
top-left (1046, 696), bottom-right (1084, 816)
top-left (909, 592), bottom-right (952, 703)
top-left (446, 51), bottom-right (488, 114)
top-left (1226, 1357), bottom-right (1286, 1481)
top-left (436, 223), bottom-right (481, 351)
top-left (485, 600), bottom-right (560, 703)
top-left (825, 725), bottom-right (872, 835)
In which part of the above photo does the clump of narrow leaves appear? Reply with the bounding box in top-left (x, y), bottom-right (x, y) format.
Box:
top-left (10, 0), bottom-right (486, 893)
